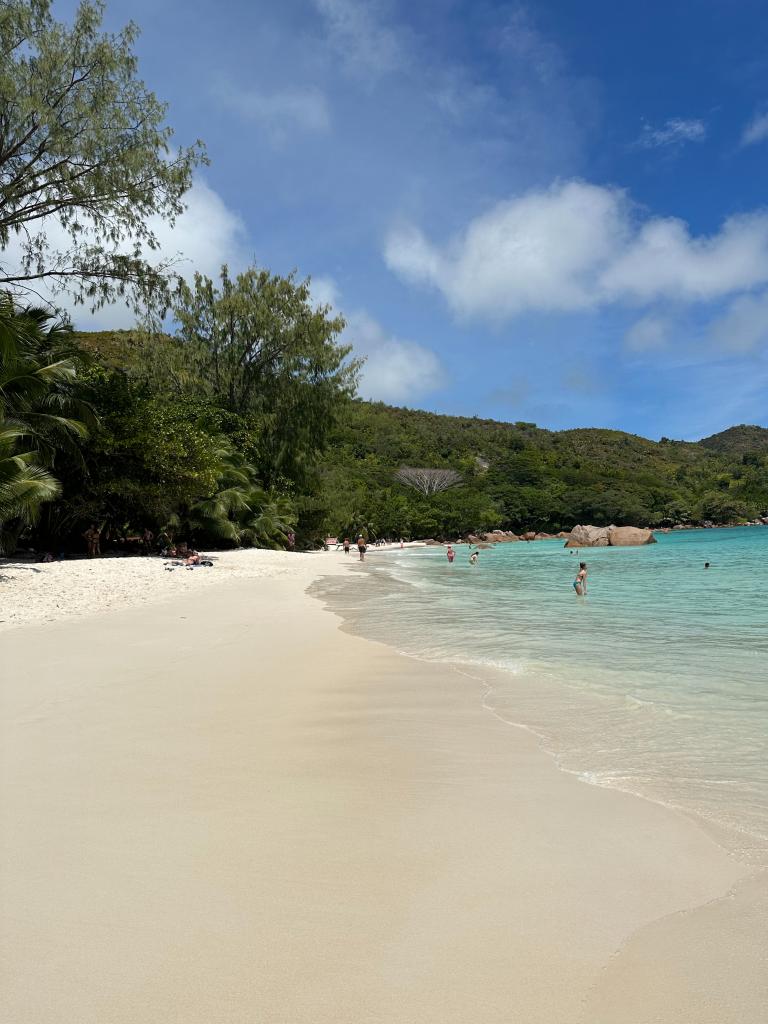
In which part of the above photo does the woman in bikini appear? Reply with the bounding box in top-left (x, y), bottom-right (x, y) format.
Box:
top-left (574, 562), bottom-right (587, 596)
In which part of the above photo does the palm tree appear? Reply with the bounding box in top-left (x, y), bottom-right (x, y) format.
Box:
top-left (0, 424), bottom-right (61, 534)
top-left (0, 294), bottom-right (90, 550)
top-left (182, 443), bottom-right (297, 549)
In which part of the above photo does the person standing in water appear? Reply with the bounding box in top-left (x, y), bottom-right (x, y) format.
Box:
top-left (357, 535), bottom-right (367, 561)
top-left (469, 550), bottom-right (479, 566)
top-left (446, 544), bottom-right (455, 563)
top-left (574, 562), bottom-right (588, 595)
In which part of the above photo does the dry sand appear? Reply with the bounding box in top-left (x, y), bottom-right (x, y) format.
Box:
top-left (1, 554), bottom-right (765, 1022)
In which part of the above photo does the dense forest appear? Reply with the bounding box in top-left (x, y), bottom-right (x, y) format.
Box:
top-left (4, 318), bottom-right (767, 554)
top-left (1, 1), bottom-right (767, 557)
top-left (318, 404), bottom-right (768, 539)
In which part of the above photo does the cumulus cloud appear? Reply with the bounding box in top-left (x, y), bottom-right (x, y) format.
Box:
top-left (386, 181), bottom-right (629, 318)
top-left (634, 117), bottom-right (706, 149)
top-left (0, 176), bottom-right (250, 330)
top-left (709, 290), bottom-right (768, 352)
top-left (742, 111), bottom-right (768, 146)
top-left (214, 82), bottom-right (331, 139)
top-left (352, 309), bottom-right (447, 404)
top-left (384, 179), bottom-right (768, 320)
top-left (310, 275), bottom-right (446, 402)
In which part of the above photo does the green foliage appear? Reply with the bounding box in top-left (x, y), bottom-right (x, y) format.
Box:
top-left (0, 0), bottom-right (205, 311)
top-left (0, 293), bottom-right (90, 548)
top-left (27, 267), bottom-right (349, 551)
top-left (316, 402), bottom-right (768, 539)
top-left (172, 265), bottom-right (360, 487)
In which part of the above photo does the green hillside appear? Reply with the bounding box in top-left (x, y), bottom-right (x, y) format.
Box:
top-left (7, 322), bottom-right (768, 552)
top-left (317, 403), bottom-right (768, 538)
top-left (699, 425), bottom-right (768, 454)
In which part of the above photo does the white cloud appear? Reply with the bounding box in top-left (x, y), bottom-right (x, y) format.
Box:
top-left (709, 291), bottom-right (768, 352)
top-left (625, 315), bottom-right (670, 352)
top-left (601, 211), bottom-right (768, 302)
top-left (635, 118), bottom-right (706, 149)
top-left (351, 310), bottom-right (447, 403)
top-left (312, 0), bottom-right (402, 79)
top-left (214, 82), bottom-right (331, 139)
top-left (311, 276), bottom-right (446, 402)
top-left (309, 274), bottom-right (342, 309)
top-left (385, 179), bottom-right (768, 320)
top-left (0, 176), bottom-right (250, 330)
top-left (386, 181), bottom-right (628, 317)
top-left (742, 111), bottom-right (768, 146)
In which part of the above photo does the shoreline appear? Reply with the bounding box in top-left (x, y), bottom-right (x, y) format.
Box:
top-left (319, 536), bottom-right (768, 869)
top-left (1, 556), bottom-right (765, 1021)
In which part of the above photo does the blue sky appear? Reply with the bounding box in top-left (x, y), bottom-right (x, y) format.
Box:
top-left (56, 0), bottom-right (768, 439)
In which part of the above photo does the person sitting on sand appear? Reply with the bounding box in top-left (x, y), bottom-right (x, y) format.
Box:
top-left (574, 562), bottom-right (588, 595)
top-left (83, 524), bottom-right (101, 557)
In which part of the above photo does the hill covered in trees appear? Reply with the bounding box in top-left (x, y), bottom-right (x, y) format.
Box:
top-left (317, 402), bottom-right (768, 539)
top-left (5, 316), bottom-right (767, 554)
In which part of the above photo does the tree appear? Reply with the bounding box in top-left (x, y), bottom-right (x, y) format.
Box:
top-left (0, 0), bottom-right (205, 311)
top-left (395, 466), bottom-right (462, 496)
top-left (172, 265), bottom-right (360, 487)
top-left (0, 419), bottom-right (60, 548)
top-left (182, 444), bottom-right (297, 549)
top-left (0, 292), bottom-right (89, 547)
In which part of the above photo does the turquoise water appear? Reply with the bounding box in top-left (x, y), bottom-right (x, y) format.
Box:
top-left (316, 527), bottom-right (768, 864)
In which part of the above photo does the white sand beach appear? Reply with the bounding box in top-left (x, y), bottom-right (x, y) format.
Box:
top-left (1, 553), bottom-right (765, 1022)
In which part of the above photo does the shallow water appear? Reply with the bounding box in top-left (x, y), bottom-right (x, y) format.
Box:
top-left (315, 528), bottom-right (768, 864)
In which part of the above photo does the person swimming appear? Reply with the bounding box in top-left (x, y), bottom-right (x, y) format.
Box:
top-left (574, 562), bottom-right (587, 595)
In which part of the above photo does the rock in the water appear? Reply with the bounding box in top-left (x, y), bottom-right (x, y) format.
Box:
top-left (607, 526), bottom-right (656, 546)
top-left (565, 524), bottom-right (656, 547)
top-left (556, 531), bottom-right (571, 539)
top-left (564, 524), bottom-right (610, 548)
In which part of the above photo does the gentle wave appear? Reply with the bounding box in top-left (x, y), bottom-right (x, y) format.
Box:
top-left (314, 527), bottom-right (768, 865)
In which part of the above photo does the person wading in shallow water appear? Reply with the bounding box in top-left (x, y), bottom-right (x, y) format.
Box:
top-left (446, 545), bottom-right (455, 563)
top-left (357, 536), bottom-right (367, 561)
top-left (574, 562), bottom-right (588, 595)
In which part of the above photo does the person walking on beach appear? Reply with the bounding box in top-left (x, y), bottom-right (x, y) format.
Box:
top-left (343, 537), bottom-right (350, 554)
top-left (446, 544), bottom-right (455, 563)
top-left (357, 535), bottom-right (367, 561)
top-left (574, 562), bottom-right (588, 595)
